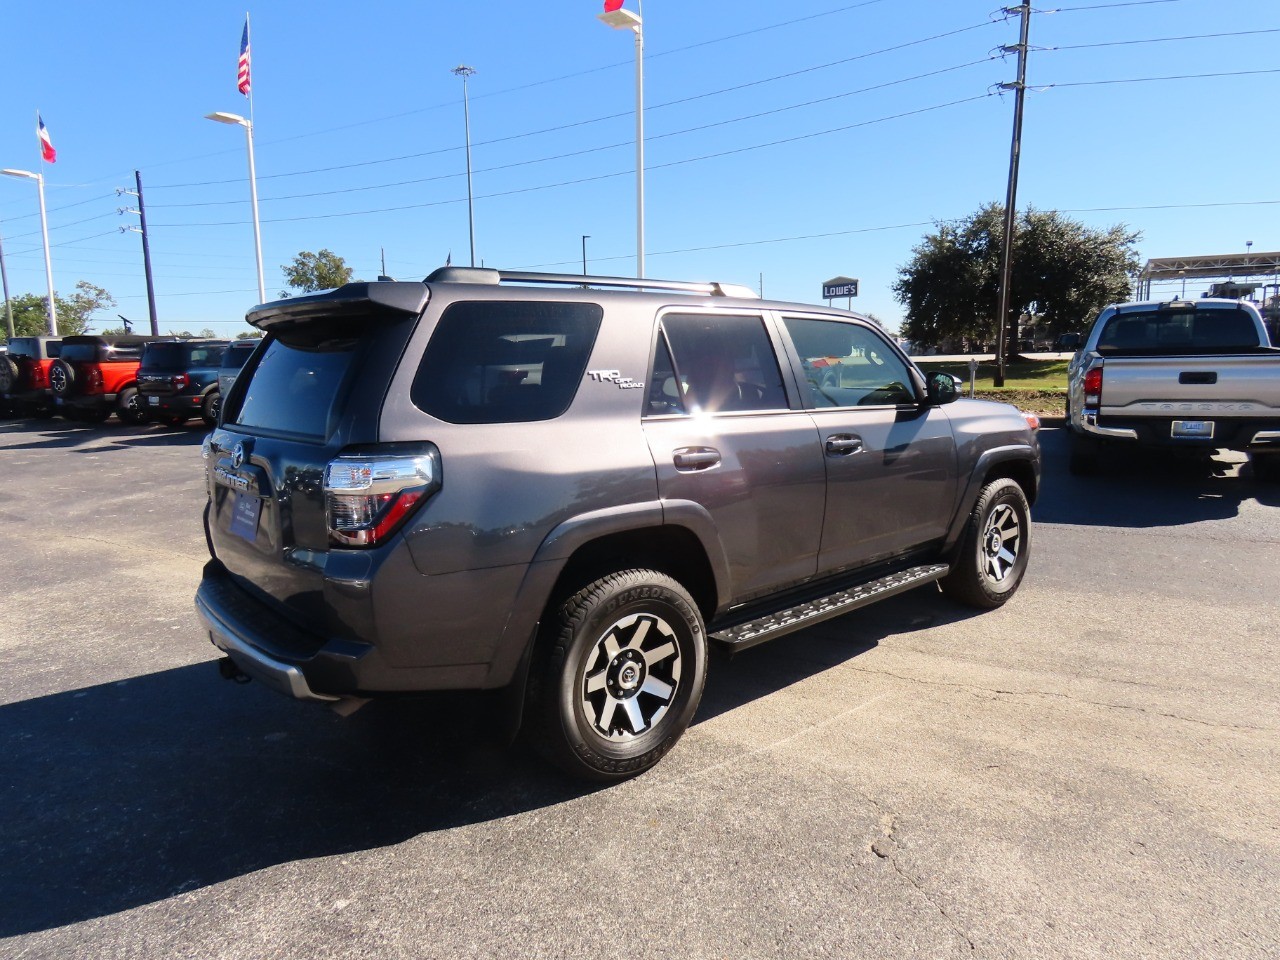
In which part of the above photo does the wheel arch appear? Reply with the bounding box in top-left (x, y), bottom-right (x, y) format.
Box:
top-left (943, 445), bottom-right (1039, 554)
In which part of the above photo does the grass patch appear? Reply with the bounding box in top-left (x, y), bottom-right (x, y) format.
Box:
top-left (915, 359), bottom-right (1069, 417)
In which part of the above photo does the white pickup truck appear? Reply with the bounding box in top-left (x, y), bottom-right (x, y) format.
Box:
top-left (1065, 298), bottom-right (1280, 478)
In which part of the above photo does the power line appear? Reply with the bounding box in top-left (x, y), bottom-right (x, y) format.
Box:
top-left (1049, 66), bottom-right (1280, 87)
top-left (1045, 26), bottom-right (1280, 51)
top-left (151, 93), bottom-right (994, 228)
top-left (1049, 0), bottom-right (1197, 11)
top-left (151, 56), bottom-right (997, 210)
top-left (149, 19), bottom-right (999, 191)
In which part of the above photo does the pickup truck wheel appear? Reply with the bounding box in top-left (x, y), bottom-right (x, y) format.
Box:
top-left (116, 387), bottom-right (147, 425)
top-left (1250, 453), bottom-right (1280, 482)
top-left (527, 569), bottom-right (707, 782)
top-left (202, 391), bottom-right (220, 427)
top-left (941, 478), bottom-right (1030, 609)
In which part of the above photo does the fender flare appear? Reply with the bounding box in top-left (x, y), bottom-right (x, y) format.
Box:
top-left (943, 444), bottom-right (1039, 553)
top-left (482, 499), bottom-right (731, 689)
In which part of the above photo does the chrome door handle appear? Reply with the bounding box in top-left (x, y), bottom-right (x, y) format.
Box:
top-left (825, 434), bottom-right (863, 456)
top-left (673, 447), bottom-right (721, 471)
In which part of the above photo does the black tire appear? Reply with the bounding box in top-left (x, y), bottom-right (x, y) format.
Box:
top-left (202, 391), bottom-right (220, 427)
top-left (1251, 452), bottom-right (1280, 483)
top-left (49, 359), bottom-right (75, 397)
top-left (116, 387), bottom-right (146, 425)
top-left (941, 477), bottom-right (1031, 609)
top-left (1067, 429), bottom-right (1100, 476)
top-left (526, 569), bottom-right (708, 782)
top-left (0, 356), bottom-right (18, 393)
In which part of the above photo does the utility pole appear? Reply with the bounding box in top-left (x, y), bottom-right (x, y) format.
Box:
top-left (117, 170), bottom-right (159, 335)
top-left (0, 222), bottom-right (13, 339)
top-left (994, 0), bottom-right (1031, 388)
top-left (452, 65), bottom-right (478, 268)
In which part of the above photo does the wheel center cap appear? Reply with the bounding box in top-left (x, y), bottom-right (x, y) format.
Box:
top-left (986, 529), bottom-right (1003, 555)
top-left (609, 650), bottom-right (646, 696)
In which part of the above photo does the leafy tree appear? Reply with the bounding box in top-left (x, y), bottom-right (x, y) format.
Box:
top-left (235, 330), bottom-right (262, 340)
top-left (894, 204), bottom-right (1140, 356)
top-left (280, 249), bottom-right (354, 297)
top-left (4, 281), bottom-right (116, 338)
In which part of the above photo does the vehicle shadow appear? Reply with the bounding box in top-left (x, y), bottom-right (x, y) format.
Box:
top-left (0, 664), bottom-right (585, 937)
top-left (1033, 428), bottom-right (1280, 528)
top-left (0, 421), bottom-right (205, 451)
top-left (0, 585), bottom-right (968, 936)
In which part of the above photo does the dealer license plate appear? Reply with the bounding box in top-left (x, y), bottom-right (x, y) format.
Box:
top-left (1171, 420), bottom-right (1214, 439)
top-left (228, 491), bottom-right (262, 542)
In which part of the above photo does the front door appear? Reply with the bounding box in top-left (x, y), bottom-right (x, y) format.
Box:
top-left (642, 312), bottom-right (826, 603)
top-left (778, 314), bottom-right (959, 574)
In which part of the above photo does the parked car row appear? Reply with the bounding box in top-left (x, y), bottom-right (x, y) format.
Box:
top-left (0, 334), bottom-right (260, 426)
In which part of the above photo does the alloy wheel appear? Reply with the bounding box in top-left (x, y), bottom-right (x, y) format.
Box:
top-left (580, 612), bottom-right (682, 742)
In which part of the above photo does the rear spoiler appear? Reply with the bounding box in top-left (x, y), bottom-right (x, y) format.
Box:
top-left (247, 281), bottom-right (430, 332)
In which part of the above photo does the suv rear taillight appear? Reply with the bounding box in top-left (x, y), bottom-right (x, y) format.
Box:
top-left (29, 363), bottom-right (46, 388)
top-left (323, 449), bottom-right (440, 548)
top-left (84, 366), bottom-right (105, 394)
top-left (1083, 365), bottom-right (1103, 407)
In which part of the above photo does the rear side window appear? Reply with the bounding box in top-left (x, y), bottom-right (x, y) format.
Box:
top-left (143, 342), bottom-right (224, 370)
top-left (232, 331), bottom-right (361, 440)
top-left (411, 301), bottom-right (602, 424)
top-left (60, 343), bottom-right (101, 363)
top-left (656, 313), bottom-right (787, 415)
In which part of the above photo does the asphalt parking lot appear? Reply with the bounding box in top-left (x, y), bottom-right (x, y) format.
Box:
top-left (2, 418), bottom-right (1278, 960)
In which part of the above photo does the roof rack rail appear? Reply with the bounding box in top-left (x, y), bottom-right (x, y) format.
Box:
top-left (424, 266), bottom-right (759, 299)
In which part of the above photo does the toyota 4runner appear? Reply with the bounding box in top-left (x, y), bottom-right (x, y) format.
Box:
top-left (196, 269), bottom-right (1040, 780)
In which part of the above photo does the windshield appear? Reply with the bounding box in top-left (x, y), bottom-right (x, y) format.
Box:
top-left (1096, 308), bottom-right (1261, 355)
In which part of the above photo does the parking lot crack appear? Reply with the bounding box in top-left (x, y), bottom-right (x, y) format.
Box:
top-left (870, 816), bottom-right (975, 953)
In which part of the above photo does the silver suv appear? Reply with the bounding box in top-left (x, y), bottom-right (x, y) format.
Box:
top-left (196, 268), bottom-right (1040, 780)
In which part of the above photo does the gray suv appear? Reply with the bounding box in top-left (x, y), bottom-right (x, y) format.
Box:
top-left (196, 268), bottom-right (1040, 780)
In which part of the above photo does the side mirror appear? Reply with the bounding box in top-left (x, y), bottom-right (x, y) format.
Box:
top-left (925, 370), bottom-right (960, 405)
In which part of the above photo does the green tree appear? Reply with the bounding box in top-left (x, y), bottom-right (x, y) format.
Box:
top-left (893, 204), bottom-right (1140, 356)
top-left (5, 281), bottom-right (116, 338)
top-left (280, 249), bottom-right (354, 296)
top-left (235, 330), bottom-right (262, 340)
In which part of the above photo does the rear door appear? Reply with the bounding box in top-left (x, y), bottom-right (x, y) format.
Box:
top-left (777, 313), bottom-right (959, 574)
top-left (641, 311), bottom-right (826, 603)
top-left (208, 302), bottom-right (421, 627)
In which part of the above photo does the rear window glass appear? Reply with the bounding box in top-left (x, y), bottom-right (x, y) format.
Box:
top-left (61, 341), bottom-right (146, 362)
top-left (1096, 309), bottom-right (1261, 355)
top-left (8, 338), bottom-right (59, 359)
top-left (411, 301), bottom-right (602, 423)
top-left (221, 341), bottom-right (259, 370)
top-left (231, 330), bottom-right (361, 440)
top-left (143, 342), bottom-right (226, 370)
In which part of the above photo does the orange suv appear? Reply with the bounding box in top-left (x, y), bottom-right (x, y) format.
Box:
top-left (49, 335), bottom-right (161, 424)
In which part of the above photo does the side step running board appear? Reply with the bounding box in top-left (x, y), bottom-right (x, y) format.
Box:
top-left (710, 564), bottom-right (949, 652)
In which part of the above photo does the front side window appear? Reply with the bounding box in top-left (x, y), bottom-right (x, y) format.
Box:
top-left (783, 316), bottom-right (916, 408)
top-left (658, 313), bottom-right (788, 415)
top-left (411, 300), bottom-right (602, 424)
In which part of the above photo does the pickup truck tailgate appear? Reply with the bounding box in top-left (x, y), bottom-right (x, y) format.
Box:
top-left (1100, 354), bottom-right (1280, 416)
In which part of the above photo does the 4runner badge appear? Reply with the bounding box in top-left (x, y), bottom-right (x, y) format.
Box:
top-left (587, 369), bottom-right (644, 390)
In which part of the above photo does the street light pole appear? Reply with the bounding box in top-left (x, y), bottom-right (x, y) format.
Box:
top-left (582, 235), bottom-right (590, 276)
top-left (598, 2), bottom-right (645, 278)
top-left (452, 65), bottom-right (478, 268)
top-left (0, 221), bottom-right (14, 339)
top-left (205, 112), bottom-right (266, 303)
top-left (2, 168), bottom-right (57, 334)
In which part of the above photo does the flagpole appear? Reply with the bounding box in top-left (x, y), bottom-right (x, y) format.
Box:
top-left (244, 12), bottom-right (265, 303)
top-left (34, 110), bottom-right (58, 334)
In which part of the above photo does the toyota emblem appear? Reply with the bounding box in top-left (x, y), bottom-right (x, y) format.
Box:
top-left (231, 443), bottom-right (245, 470)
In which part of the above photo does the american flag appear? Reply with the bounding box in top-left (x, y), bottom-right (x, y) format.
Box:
top-left (237, 17), bottom-right (251, 96)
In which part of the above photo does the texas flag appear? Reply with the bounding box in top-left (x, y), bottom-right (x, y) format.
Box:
top-left (37, 114), bottom-right (56, 164)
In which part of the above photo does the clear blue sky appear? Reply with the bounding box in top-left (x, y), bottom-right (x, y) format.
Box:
top-left (1, 0), bottom-right (1275, 335)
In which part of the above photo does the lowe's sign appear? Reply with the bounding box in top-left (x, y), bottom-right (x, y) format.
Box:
top-left (822, 276), bottom-right (859, 299)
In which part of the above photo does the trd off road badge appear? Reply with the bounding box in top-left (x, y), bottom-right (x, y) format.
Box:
top-left (588, 369), bottom-right (644, 390)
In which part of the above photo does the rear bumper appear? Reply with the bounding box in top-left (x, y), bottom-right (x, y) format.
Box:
top-left (141, 391), bottom-right (205, 415)
top-left (1076, 411), bottom-right (1280, 451)
top-left (195, 560), bottom-right (372, 700)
